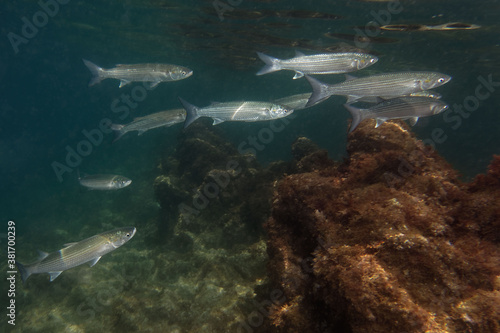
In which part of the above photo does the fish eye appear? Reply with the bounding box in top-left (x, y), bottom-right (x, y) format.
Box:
top-left (126, 233), bottom-right (130, 237)
top-left (370, 59), bottom-right (376, 63)
top-left (438, 78), bottom-right (445, 83)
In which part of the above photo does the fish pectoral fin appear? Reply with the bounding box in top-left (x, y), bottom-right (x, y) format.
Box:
top-left (344, 74), bottom-right (357, 81)
top-left (149, 80), bottom-right (161, 89)
top-left (37, 250), bottom-right (49, 260)
top-left (63, 242), bottom-right (78, 248)
top-left (212, 118), bottom-right (225, 125)
top-left (346, 95), bottom-right (361, 103)
top-left (137, 130), bottom-right (147, 136)
top-left (293, 71), bottom-right (305, 79)
top-left (408, 117), bottom-right (419, 126)
top-left (88, 256), bottom-right (102, 267)
top-left (294, 50), bottom-right (306, 57)
top-left (119, 79), bottom-right (131, 88)
top-left (375, 118), bottom-right (387, 128)
top-left (49, 271), bottom-right (63, 282)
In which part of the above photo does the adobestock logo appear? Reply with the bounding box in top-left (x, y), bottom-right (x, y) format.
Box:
top-left (51, 79), bottom-right (158, 183)
top-left (7, 0), bottom-right (71, 55)
top-left (353, 0), bottom-right (403, 49)
top-left (178, 114), bottom-right (296, 223)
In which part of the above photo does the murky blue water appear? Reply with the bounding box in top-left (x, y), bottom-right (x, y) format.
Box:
top-left (1, 0), bottom-right (499, 331)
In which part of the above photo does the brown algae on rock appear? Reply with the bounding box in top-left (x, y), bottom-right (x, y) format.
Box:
top-left (263, 120), bottom-right (500, 333)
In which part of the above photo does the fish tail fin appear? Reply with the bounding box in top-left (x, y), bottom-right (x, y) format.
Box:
top-left (178, 97), bottom-right (200, 128)
top-left (82, 59), bottom-right (104, 86)
top-left (15, 261), bottom-right (31, 284)
top-left (110, 124), bottom-right (125, 143)
top-left (305, 75), bottom-right (332, 107)
top-left (343, 103), bottom-right (364, 133)
top-left (256, 52), bottom-right (281, 76)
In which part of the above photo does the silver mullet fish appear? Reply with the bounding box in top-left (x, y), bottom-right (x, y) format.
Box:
top-left (82, 59), bottom-right (193, 88)
top-left (256, 51), bottom-right (378, 79)
top-left (343, 96), bottom-right (449, 133)
top-left (178, 97), bottom-right (294, 128)
top-left (16, 227), bottom-right (136, 282)
top-left (305, 72), bottom-right (451, 106)
top-left (111, 108), bottom-right (186, 142)
top-left (78, 173), bottom-right (132, 190)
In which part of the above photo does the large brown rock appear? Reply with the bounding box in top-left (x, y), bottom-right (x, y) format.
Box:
top-left (263, 120), bottom-right (500, 333)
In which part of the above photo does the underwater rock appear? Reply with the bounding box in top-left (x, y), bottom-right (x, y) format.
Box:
top-left (263, 120), bottom-right (500, 332)
top-left (154, 119), bottom-right (278, 248)
top-left (290, 136), bottom-right (335, 173)
top-left (457, 154), bottom-right (500, 243)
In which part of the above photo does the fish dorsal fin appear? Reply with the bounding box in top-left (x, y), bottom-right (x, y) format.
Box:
top-left (295, 50), bottom-right (306, 57)
top-left (37, 250), bottom-right (49, 260)
top-left (88, 256), bottom-right (102, 267)
top-left (344, 74), bottom-right (357, 81)
top-left (212, 118), bottom-right (225, 125)
top-left (63, 242), bottom-right (77, 248)
top-left (49, 271), bottom-right (63, 282)
top-left (119, 79), bottom-right (131, 88)
top-left (408, 117), bottom-right (419, 126)
top-left (293, 71), bottom-right (305, 79)
top-left (375, 118), bottom-right (387, 128)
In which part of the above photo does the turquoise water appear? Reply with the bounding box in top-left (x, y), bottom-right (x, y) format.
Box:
top-left (1, 0), bottom-right (499, 331)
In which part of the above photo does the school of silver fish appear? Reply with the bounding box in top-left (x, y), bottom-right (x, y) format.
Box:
top-left (19, 48), bottom-right (452, 284)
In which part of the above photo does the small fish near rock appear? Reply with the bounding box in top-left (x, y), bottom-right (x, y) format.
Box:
top-left (344, 96), bottom-right (449, 133)
top-left (78, 173), bottom-right (132, 190)
top-left (16, 227), bottom-right (136, 283)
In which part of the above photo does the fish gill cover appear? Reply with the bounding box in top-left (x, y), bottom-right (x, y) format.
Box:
top-left (0, 0), bottom-right (499, 332)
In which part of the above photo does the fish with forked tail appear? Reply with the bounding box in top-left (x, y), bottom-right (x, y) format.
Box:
top-left (16, 227), bottom-right (136, 283)
top-left (82, 59), bottom-right (193, 88)
top-left (111, 109), bottom-right (186, 142)
top-left (78, 173), bottom-right (132, 190)
top-left (305, 72), bottom-right (451, 106)
top-left (256, 51), bottom-right (378, 79)
top-left (178, 97), bottom-right (293, 128)
top-left (343, 96), bottom-right (449, 133)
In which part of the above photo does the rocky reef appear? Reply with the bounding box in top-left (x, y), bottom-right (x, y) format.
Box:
top-left (146, 119), bottom-right (290, 332)
top-left (263, 120), bottom-right (500, 333)
top-left (153, 119), bottom-right (289, 249)
top-left (10, 118), bottom-right (499, 333)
